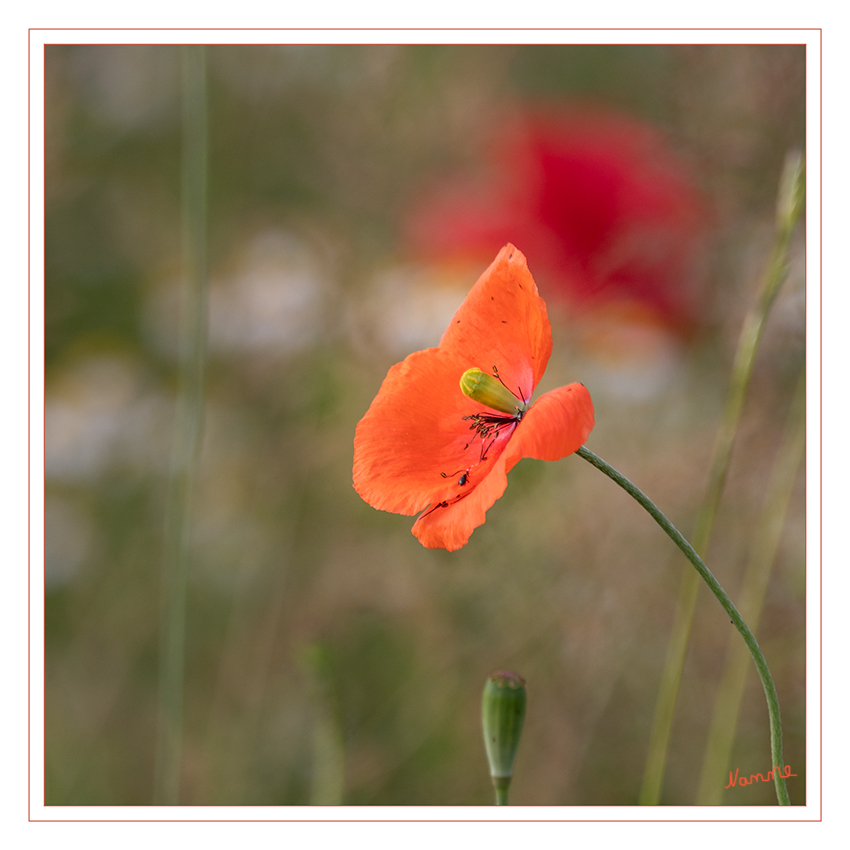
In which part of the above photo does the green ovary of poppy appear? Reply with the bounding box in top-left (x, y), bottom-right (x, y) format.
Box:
top-left (460, 368), bottom-right (528, 416)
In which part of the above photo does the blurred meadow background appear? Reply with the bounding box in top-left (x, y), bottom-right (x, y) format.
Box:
top-left (43, 43), bottom-right (806, 806)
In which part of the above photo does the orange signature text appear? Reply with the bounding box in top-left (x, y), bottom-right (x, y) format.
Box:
top-left (726, 765), bottom-right (797, 789)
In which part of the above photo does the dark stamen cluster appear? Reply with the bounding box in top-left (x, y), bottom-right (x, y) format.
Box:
top-left (431, 365), bottom-right (527, 507)
top-left (462, 410), bottom-right (522, 461)
top-left (463, 410), bottom-right (522, 441)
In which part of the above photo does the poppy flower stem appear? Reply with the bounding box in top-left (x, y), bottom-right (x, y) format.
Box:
top-left (574, 445), bottom-right (790, 806)
top-left (696, 372), bottom-right (805, 804)
top-left (631, 150), bottom-right (803, 806)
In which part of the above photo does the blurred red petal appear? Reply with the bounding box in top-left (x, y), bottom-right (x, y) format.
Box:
top-left (406, 105), bottom-right (710, 333)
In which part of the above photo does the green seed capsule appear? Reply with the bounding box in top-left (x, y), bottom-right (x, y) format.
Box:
top-left (481, 670), bottom-right (527, 805)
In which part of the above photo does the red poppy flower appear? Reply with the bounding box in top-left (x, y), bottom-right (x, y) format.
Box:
top-left (353, 244), bottom-right (595, 552)
top-left (406, 106), bottom-right (709, 334)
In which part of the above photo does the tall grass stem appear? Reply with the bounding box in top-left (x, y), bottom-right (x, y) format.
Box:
top-left (154, 45), bottom-right (209, 805)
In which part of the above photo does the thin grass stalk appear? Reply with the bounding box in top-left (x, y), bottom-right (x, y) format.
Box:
top-left (154, 45), bottom-right (209, 805)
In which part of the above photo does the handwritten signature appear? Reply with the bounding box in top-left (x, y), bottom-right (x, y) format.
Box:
top-left (726, 765), bottom-right (797, 789)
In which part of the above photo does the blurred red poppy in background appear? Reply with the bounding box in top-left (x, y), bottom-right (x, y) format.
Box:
top-left (405, 105), bottom-right (711, 337)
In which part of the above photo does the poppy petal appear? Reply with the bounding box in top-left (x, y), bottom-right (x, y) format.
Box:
top-left (439, 244), bottom-right (552, 403)
top-left (411, 450), bottom-right (513, 551)
top-left (411, 382), bottom-right (594, 550)
top-left (505, 383), bottom-right (595, 464)
top-left (352, 346), bottom-right (516, 515)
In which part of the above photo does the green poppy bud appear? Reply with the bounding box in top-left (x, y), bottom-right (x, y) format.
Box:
top-left (460, 368), bottom-right (528, 416)
top-left (481, 670), bottom-right (527, 805)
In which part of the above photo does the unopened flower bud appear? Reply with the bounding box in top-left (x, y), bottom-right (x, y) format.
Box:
top-left (481, 670), bottom-right (527, 804)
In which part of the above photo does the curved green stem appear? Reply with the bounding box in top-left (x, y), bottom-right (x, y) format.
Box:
top-left (638, 150), bottom-right (804, 805)
top-left (696, 373), bottom-right (805, 803)
top-left (575, 445), bottom-right (790, 806)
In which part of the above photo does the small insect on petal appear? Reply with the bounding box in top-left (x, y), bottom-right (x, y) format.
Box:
top-left (441, 467), bottom-right (472, 486)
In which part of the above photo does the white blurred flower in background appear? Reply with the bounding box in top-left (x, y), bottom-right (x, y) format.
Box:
top-left (45, 354), bottom-right (172, 483)
top-left (144, 229), bottom-right (330, 359)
